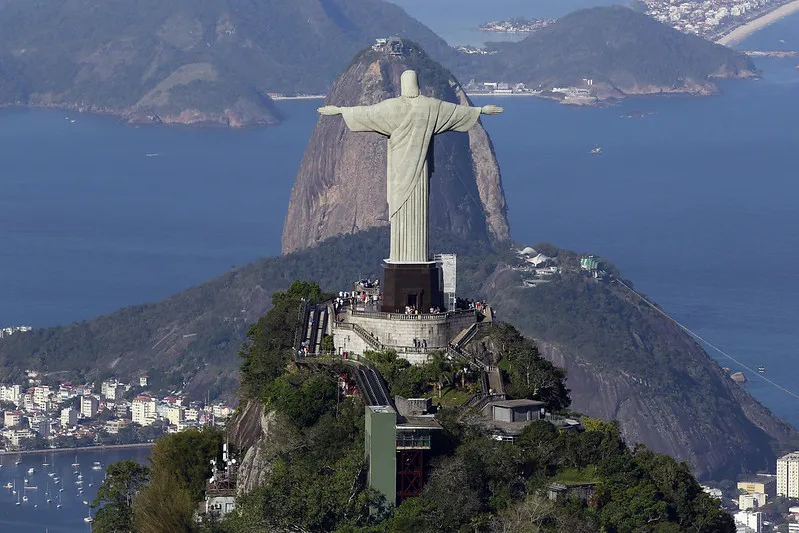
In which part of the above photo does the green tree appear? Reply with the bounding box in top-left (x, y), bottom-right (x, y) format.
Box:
top-left (91, 460), bottom-right (150, 533)
top-left (239, 280), bottom-right (324, 399)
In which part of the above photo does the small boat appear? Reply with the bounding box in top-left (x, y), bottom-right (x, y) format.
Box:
top-left (3, 482), bottom-right (12, 489)
top-left (71, 456), bottom-right (80, 467)
top-left (92, 462), bottom-right (103, 471)
top-left (59, 488), bottom-right (64, 492)
top-left (27, 467), bottom-right (35, 475)
top-left (48, 472), bottom-right (55, 477)
top-left (758, 365), bottom-right (766, 373)
top-left (84, 516), bottom-right (94, 523)
top-left (77, 474), bottom-right (83, 480)
top-left (15, 458), bottom-right (21, 465)
top-left (22, 495), bottom-right (28, 502)
top-left (83, 500), bottom-right (88, 505)
top-left (590, 146), bottom-right (602, 155)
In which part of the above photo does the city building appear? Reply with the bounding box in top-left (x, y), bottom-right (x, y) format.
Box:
top-left (0, 384), bottom-right (22, 405)
top-left (167, 405), bottom-right (185, 426)
top-left (32, 386), bottom-right (52, 408)
top-left (738, 476), bottom-right (776, 497)
top-left (739, 493), bottom-right (766, 510)
top-left (3, 410), bottom-right (23, 427)
top-left (7, 428), bottom-right (35, 447)
top-left (60, 407), bottom-right (78, 427)
top-left (734, 511), bottom-right (762, 533)
top-left (777, 452), bottom-right (799, 498)
top-left (132, 396), bottom-right (157, 426)
top-left (104, 418), bottom-right (130, 434)
top-left (81, 395), bottom-right (99, 418)
top-left (140, 376), bottom-right (149, 387)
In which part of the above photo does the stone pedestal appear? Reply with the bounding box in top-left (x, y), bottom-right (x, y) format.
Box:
top-left (381, 261), bottom-right (443, 313)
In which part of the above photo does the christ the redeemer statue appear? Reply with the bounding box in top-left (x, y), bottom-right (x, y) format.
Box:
top-left (318, 70), bottom-right (503, 263)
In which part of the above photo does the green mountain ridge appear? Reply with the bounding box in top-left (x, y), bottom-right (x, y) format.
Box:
top-left (1, 227), bottom-right (795, 479)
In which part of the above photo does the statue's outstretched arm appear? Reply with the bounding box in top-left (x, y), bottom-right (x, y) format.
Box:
top-left (480, 105), bottom-right (504, 115)
top-left (318, 105), bottom-right (344, 116)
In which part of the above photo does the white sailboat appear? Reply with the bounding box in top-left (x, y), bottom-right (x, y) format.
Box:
top-left (57, 492), bottom-right (63, 509)
top-left (15, 490), bottom-right (20, 506)
top-left (84, 508), bottom-right (94, 523)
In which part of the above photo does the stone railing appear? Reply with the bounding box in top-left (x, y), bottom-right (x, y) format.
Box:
top-left (348, 308), bottom-right (475, 322)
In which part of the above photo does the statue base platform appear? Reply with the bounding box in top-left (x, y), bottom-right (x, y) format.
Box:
top-left (381, 261), bottom-right (443, 313)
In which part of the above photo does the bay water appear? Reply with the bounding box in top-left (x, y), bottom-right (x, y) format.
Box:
top-left (1, 10), bottom-right (798, 530)
top-left (0, 448), bottom-right (151, 532)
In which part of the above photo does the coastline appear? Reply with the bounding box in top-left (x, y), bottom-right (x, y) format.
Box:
top-left (0, 442), bottom-right (154, 457)
top-left (716, 0), bottom-right (799, 46)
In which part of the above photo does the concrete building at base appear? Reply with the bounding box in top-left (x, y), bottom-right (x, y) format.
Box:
top-left (778, 452), bottom-right (799, 498)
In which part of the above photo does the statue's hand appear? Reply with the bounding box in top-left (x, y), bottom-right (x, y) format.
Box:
top-left (318, 105), bottom-right (342, 116)
top-left (481, 105), bottom-right (504, 115)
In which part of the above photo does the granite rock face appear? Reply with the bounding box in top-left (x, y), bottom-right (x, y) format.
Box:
top-left (281, 41), bottom-right (510, 255)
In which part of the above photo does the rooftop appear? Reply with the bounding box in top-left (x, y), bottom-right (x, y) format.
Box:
top-left (488, 399), bottom-right (545, 409)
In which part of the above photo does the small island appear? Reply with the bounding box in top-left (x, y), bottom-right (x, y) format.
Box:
top-left (478, 17), bottom-right (556, 33)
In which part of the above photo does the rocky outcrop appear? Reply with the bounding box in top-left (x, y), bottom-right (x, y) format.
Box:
top-left (228, 399), bottom-right (301, 496)
top-left (281, 40), bottom-right (510, 255)
top-left (479, 264), bottom-right (798, 480)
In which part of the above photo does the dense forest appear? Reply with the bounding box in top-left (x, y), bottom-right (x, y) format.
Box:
top-left (90, 282), bottom-right (734, 532)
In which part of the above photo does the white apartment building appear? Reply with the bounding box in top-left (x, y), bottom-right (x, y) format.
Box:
top-left (132, 396), bottom-right (157, 426)
top-left (32, 386), bottom-right (52, 408)
top-left (739, 493), bottom-right (766, 511)
top-left (7, 428), bottom-right (35, 447)
top-left (167, 405), bottom-right (185, 426)
top-left (0, 384), bottom-right (22, 405)
top-left (60, 407), bottom-right (78, 427)
top-left (81, 395), bottom-right (99, 418)
top-left (3, 410), bottom-right (22, 427)
top-left (102, 380), bottom-right (125, 401)
top-left (734, 511), bottom-right (762, 533)
top-left (778, 452), bottom-right (799, 498)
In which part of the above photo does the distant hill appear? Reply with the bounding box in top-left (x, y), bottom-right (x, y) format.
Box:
top-left (0, 0), bottom-right (454, 125)
top-left (0, 2), bottom-right (758, 122)
top-left (465, 6), bottom-right (757, 100)
top-left (282, 40), bottom-right (510, 255)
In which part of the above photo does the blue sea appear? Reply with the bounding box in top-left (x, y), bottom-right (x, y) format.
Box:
top-left (1, 8), bottom-right (799, 529)
top-left (0, 448), bottom-right (151, 532)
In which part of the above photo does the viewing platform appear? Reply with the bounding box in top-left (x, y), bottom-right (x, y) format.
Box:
top-left (333, 307), bottom-right (486, 364)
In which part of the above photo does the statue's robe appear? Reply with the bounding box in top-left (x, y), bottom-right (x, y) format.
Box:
top-left (341, 96), bottom-right (481, 263)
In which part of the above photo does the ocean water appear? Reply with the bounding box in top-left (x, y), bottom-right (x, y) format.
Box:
top-left (0, 7), bottom-right (798, 491)
top-left (0, 448), bottom-right (151, 533)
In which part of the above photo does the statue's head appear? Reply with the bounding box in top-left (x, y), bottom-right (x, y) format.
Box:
top-left (400, 70), bottom-right (420, 98)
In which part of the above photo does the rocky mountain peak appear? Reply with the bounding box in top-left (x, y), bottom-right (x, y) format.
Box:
top-left (281, 40), bottom-right (510, 255)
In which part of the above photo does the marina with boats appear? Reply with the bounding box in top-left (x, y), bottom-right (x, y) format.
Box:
top-left (0, 448), bottom-right (149, 531)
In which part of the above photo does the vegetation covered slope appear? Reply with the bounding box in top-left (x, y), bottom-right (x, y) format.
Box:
top-left (95, 284), bottom-right (733, 533)
top-left (0, 0), bottom-right (454, 123)
top-left (479, 245), bottom-right (798, 478)
top-left (1, 228), bottom-right (796, 480)
top-left (466, 6), bottom-right (756, 96)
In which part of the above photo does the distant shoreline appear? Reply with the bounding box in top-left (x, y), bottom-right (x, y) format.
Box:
top-left (0, 442), bottom-right (154, 457)
top-left (271, 95), bottom-right (326, 100)
top-left (716, 0), bottom-right (799, 46)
